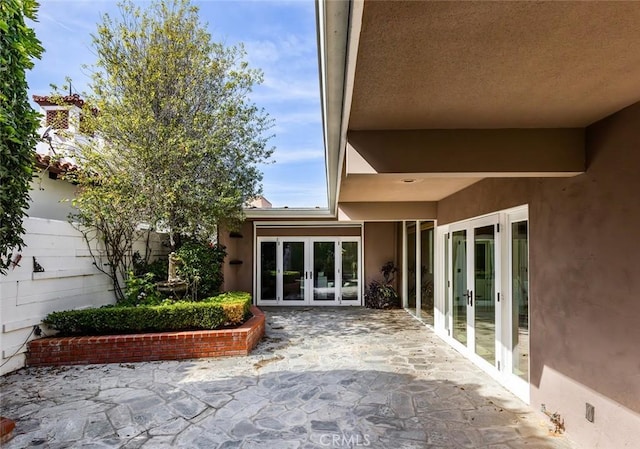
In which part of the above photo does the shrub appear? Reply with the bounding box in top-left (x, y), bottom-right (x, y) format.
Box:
top-left (204, 291), bottom-right (252, 325)
top-left (122, 272), bottom-right (165, 307)
top-left (133, 252), bottom-right (169, 282)
top-left (176, 241), bottom-right (226, 299)
top-left (43, 292), bottom-right (252, 336)
top-left (365, 261), bottom-right (400, 309)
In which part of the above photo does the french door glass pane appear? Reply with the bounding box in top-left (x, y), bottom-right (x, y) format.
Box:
top-left (282, 241), bottom-right (305, 301)
top-left (420, 225), bottom-right (434, 325)
top-left (341, 242), bottom-right (359, 300)
top-left (260, 241), bottom-right (277, 301)
top-left (474, 225), bottom-right (496, 365)
top-left (313, 241), bottom-right (335, 301)
top-left (444, 234), bottom-right (450, 333)
top-left (452, 230), bottom-right (467, 345)
top-left (512, 221), bottom-right (529, 381)
top-left (406, 223), bottom-right (417, 310)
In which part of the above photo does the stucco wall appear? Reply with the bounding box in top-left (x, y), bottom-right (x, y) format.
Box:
top-left (437, 102), bottom-right (640, 448)
top-left (220, 222), bottom-right (254, 295)
top-left (27, 175), bottom-right (77, 221)
top-left (364, 222), bottom-right (398, 290)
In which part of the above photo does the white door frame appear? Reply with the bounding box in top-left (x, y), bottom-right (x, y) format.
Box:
top-left (502, 207), bottom-right (530, 402)
top-left (280, 237), bottom-right (308, 305)
top-left (437, 208), bottom-right (531, 401)
top-left (447, 216), bottom-right (502, 370)
top-left (256, 236), bottom-right (362, 306)
top-left (309, 237), bottom-right (339, 305)
top-left (338, 237), bottom-right (363, 305)
top-left (255, 237), bottom-right (280, 305)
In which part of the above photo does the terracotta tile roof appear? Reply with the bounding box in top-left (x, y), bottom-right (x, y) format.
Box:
top-left (34, 153), bottom-right (78, 175)
top-left (33, 93), bottom-right (85, 108)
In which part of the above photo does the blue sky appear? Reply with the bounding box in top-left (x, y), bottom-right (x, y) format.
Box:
top-left (27, 0), bottom-right (327, 208)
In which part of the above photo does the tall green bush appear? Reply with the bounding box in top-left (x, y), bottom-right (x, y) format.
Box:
top-left (176, 241), bottom-right (226, 299)
top-left (0, 0), bottom-right (44, 274)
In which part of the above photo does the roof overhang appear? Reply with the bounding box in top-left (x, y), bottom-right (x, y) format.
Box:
top-left (317, 0), bottom-right (640, 209)
top-left (244, 208), bottom-right (334, 220)
top-left (316, 0), bottom-right (362, 215)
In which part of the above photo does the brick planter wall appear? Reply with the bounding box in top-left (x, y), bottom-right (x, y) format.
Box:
top-left (26, 306), bottom-right (265, 367)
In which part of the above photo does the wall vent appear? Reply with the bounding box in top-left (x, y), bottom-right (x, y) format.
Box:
top-left (586, 403), bottom-right (595, 423)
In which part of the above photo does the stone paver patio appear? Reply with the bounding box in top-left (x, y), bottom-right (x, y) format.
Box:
top-left (0, 308), bottom-right (577, 448)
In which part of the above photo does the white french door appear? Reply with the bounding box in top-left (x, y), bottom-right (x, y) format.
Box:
top-left (439, 206), bottom-right (530, 402)
top-left (448, 214), bottom-right (501, 373)
top-left (503, 210), bottom-right (530, 401)
top-left (256, 237), bottom-right (361, 306)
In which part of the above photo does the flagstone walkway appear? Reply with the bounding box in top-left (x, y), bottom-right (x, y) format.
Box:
top-left (0, 308), bottom-right (577, 448)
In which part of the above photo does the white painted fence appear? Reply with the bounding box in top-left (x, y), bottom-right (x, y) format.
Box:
top-left (0, 217), bottom-right (167, 375)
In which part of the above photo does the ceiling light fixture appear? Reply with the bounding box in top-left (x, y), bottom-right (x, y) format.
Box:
top-left (402, 178), bottom-right (416, 184)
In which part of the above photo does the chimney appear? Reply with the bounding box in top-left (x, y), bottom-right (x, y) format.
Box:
top-left (33, 94), bottom-right (85, 133)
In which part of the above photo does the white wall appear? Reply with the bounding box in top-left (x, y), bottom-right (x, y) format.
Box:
top-left (27, 174), bottom-right (77, 221)
top-left (0, 218), bottom-right (112, 374)
top-left (0, 218), bottom-right (168, 375)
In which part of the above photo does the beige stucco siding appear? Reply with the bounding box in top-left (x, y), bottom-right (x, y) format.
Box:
top-left (363, 222), bottom-right (398, 292)
top-left (437, 101), bottom-right (640, 449)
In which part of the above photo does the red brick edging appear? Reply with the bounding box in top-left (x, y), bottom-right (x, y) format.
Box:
top-left (1, 417), bottom-right (16, 443)
top-left (26, 306), bottom-right (265, 367)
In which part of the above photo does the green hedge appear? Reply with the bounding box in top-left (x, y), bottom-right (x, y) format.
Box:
top-left (44, 292), bottom-right (252, 336)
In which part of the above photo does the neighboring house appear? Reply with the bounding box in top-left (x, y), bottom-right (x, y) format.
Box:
top-left (29, 94), bottom-right (84, 221)
top-left (218, 2), bottom-right (640, 448)
top-left (246, 195), bottom-right (273, 209)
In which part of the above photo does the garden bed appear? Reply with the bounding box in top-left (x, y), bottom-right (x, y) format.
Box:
top-left (26, 306), bottom-right (264, 367)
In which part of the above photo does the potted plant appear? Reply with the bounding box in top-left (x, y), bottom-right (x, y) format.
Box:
top-left (364, 261), bottom-right (399, 309)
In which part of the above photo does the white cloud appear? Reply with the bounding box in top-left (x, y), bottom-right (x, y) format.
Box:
top-left (271, 148), bottom-right (324, 164)
top-left (268, 108), bottom-right (322, 132)
top-left (253, 76), bottom-right (320, 103)
top-left (244, 40), bottom-right (281, 64)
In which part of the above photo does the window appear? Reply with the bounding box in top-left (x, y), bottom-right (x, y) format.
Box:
top-left (46, 109), bottom-right (69, 129)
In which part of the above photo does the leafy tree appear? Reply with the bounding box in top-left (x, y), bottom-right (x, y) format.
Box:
top-left (69, 140), bottom-right (150, 302)
top-left (0, 0), bottom-right (43, 274)
top-left (81, 0), bottom-right (273, 250)
top-left (176, 240), bottom-right (227, 300)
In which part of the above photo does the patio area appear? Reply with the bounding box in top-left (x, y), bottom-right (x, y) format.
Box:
top-left (0, 308), bottom-right (577, 448)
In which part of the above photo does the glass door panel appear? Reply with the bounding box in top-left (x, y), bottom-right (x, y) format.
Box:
top-left (420, 224), bottom-right (435, 325)
top-left (341, 241), bottom-right (359, 301)
top-left (256, 236), bottom-right (362, 306)
top-left (259, 241), bottom-right (277, 301)
top-left (406, 223), bottom-right (417, 310)
top-left (452, 230), bottom-right (467, 345)
top-left (512, 221), bottom-right (529, 381)
top-left (282, 241), bottom-right (305, 302)
top-left (474, 225), bottom-right (496, 365)
top-left (312, 241), bottom-right (336, 302)
top-left (444, 233), bottom-right (450, 334)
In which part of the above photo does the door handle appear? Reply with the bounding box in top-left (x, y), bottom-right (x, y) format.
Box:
top-left (463, 290), bottom-right (473, 306)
